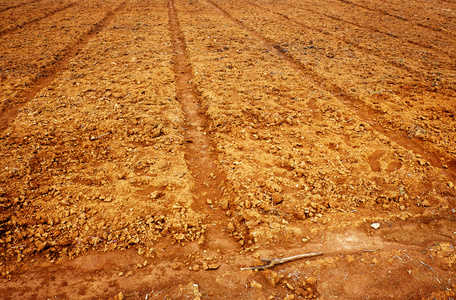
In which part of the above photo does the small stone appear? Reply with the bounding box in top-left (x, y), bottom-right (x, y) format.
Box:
top-left (422, 200), bottom-right (431, 207)
top-left (448, 181), bottom-right (454, 189)
top-left (371, 223), bottom-right (380, 230)
top-left (206, 199), bottom-right (213, 205)
top-left (117, 292), bottom-right (124, 300)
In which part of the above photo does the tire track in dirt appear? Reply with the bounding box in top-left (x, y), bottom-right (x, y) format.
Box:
top-left (0, 0), bottom-right (128, 133)
top-left (282, 1), bottom-right (456, 61)
top-left (247, 1), bottom-right (456, 96)
top-left (0, 0), bottom-right (41, 13)
top-left (203, 0), bottom-right (456, 184)
top-left (167, 0), bottom-right (240, 248)
top-left (0, 0), bottom-right (77, 37)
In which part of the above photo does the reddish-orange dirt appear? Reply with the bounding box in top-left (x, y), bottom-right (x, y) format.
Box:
top-left (1, 0), bottom-right (455, 298)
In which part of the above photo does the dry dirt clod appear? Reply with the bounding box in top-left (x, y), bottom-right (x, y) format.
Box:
top-left (272, 193), bottom-right (284, 204)
top-left (250, 280), bottom-right (263, 289)
top-left (305, 277), bottom-right (317, 286)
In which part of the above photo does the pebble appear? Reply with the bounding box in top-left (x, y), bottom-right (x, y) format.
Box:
top-left (371, 223), bottom-right (380, 230)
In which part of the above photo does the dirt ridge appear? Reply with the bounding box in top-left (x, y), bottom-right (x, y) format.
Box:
top-left (0, 1), bottom-right (78, 37)
top-left (0, 0), bottom-right (128, 133)
top-left (335, 0), bottom-right (456, 35)
top-left (247, 0), bottom-right (456, 96)
top-left (0, 0), bottom-right (41, 13)
top-left (167, 0), bottom-right (236, 231)
top-left (287, 1), bottom-right (456, 60)
top-left (203, 0), bottom-right (456, 184)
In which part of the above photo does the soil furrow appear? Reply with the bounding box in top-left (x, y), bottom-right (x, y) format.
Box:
top-left (167, 0), bottom-right (236, 243)
top-left (267, 0), bottom-right (456, 78)
top-left (238, 0), bottom-right (456, 146)
top-left (0, 0), bottom-right (41, 13)
top-left (0, 1), bottom-right (77, 37)
top-left (247, 1), bottom-right (456, 96)
top-left (334, 0), bottom-right (456, 36)
top-left (204, 0), bottom-right (456, 183)
top-left (0, 0), bottom-right (128, 133)
top-left (268, 0), bottom-right (456, 61)
top-left (295, 4), bottom-right (456, 61)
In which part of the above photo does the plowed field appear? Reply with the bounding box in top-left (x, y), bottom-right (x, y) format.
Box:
top-left (1, 0), bottom-right (456, 298)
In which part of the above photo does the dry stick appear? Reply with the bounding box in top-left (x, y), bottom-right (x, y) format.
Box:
top-left (419, 260), bottom-right (434, 272)
top-left (241, 252), bottom-right (324, 271)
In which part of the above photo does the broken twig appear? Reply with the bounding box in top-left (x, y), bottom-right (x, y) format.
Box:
top-left (241, 252), bottom-right (324, 271)
top-left (419, 260), bottom-right (434, 272)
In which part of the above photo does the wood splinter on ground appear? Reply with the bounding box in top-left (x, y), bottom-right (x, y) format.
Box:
top-left (241, 252), bottom-right (324, 271)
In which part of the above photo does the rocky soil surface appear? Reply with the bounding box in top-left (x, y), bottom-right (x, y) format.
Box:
top-left (0, 0), bottom-right (455, 298)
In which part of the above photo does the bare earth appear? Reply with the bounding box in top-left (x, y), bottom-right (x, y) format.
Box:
top-left (0, 0), bottom-right (455, 298)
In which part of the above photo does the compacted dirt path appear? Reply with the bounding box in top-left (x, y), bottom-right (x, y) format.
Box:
top-left (0, 0), bottom-right (455, 299)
